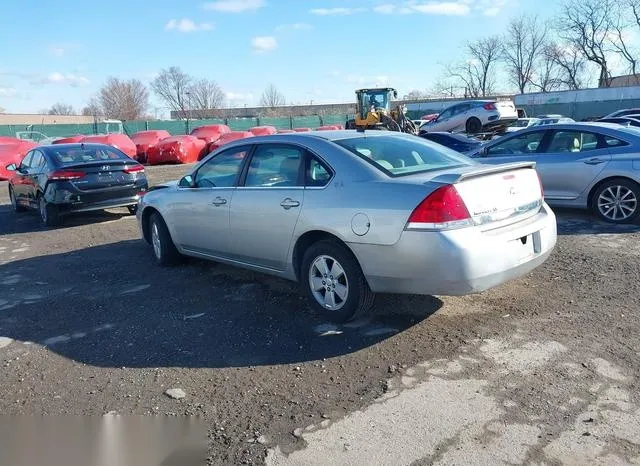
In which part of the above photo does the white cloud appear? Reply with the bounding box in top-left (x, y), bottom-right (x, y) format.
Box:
top-left (483, 7), bottom-right (500, 16)
top-left (251, 36), bottom-right (277, 53)
top-left (165, 18), bottom-right (214, 32)
top-left (48, 43), bottom-right (80, 57)
top-left (202, 0), bottom-right (265, 13)
top-left (275, 23), bottom-right (313, 31)
top-left (310, 7), bottom-right (366, 15)
top-left (0, 87), bottom-right (17, 97)
top-left (31, 72), bottom-right (90, 87)
top-left (225, 92), bottom-right (254, 105)
top-left (374, 2), bottom-right (470, 16)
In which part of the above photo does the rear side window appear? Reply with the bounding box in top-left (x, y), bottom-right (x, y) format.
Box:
top-left (334, 134), bottom-right (472, 177)
top-left (306, 156), bottom-right (332, 187)
top-left (605, 136), bottom-right (629, 147)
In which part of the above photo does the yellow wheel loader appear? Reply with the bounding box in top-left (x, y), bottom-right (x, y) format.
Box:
top-left (345, 88), bottom-right (418, 134)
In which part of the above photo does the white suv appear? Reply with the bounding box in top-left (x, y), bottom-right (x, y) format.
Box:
top-left (419, 100), bottom-right (518, 134)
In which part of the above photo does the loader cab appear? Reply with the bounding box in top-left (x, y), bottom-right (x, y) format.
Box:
top-left (356, 88), bottom-right (397, 119)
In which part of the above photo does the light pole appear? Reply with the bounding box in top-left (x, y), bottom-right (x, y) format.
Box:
top-left (184, 91), bottom-right (191, 134)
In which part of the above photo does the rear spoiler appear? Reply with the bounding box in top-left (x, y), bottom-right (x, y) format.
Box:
top-left (429, 161), bottom-right (537, 185)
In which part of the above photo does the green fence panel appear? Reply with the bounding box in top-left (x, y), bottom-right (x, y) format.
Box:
top-left (291, 116), bottom-right (321, 129)
top-left (259, 117), bottom-right (290, 129)
top-left (146, 120), bottom-right (187, 135)
top-left (321, 114), bottom-right (348, 126)
top-left (226, 118), bottom-right (259, 131)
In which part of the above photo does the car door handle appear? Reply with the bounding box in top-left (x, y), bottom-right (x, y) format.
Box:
top-left (211, 196), bottom-right (227, 206)
top-left (583, 157), bottom-right (606, 165)
top-left (280, 198), bottom-right (300, 209)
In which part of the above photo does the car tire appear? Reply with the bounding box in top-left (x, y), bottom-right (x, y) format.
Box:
top-left (465, 117), bottom-right (482, 134)
top-left (127, 205), bottom-right (138, 215)
top-left (149, 212), bottom-right (183, 266)
top-left (9, 187), bottom-right (25, 213)
top-left (301, 239), bottom-right (375, 323)
top-left (39, 195), bottom-right (60, 227)
top-left (592, 178), bottom-right (640, 224)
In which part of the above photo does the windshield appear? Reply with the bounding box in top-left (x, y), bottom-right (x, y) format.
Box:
top-left (333, 134), bottom-right (473, 177)
top-left (51, 146), bottom-right (129, 165)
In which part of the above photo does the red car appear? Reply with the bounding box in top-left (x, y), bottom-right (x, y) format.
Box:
top-left (131, 130), bottom-right (171, 163)
top-left (146, 136), bottom-right (206, 165)
top-left (80, 134), bottom-right (137, 159)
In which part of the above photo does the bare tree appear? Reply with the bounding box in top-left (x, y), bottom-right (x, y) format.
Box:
top-left (260, 84), bottom-right (286, 109)
top-left (81, 96), bottom-right (104, 117)
top-left (613, 0), bottom-right (640, 75)
top-left (48, 102), bottom-right (75, 115)
top-left (188, 78), bottom-right (225, 118)
top-left (98, 77), bottom-right (148, 120)
top-left (558, 0), bottom-right (616, 87)
top-left (445, 36), bottom-right (502, 97)
top-left (150, 66), bottom-right (193, 119)
top-left (549, 43), bottom-right (587, 89)
top-left (530, 44), bottom-right (562, 92)
top-left (402, 90), bottom-right (430, 100)
top-left (502, 15), bottom-right (549, 93)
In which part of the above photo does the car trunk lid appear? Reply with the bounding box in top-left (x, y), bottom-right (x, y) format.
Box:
top-left (52, 160), bottom-right (144, 191)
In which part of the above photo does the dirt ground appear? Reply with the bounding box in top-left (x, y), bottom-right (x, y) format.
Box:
top-left (0, 164), bottom-right (639, 465)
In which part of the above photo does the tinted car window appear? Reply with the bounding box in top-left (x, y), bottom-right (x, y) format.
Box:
top-left (30, 151), bottom-right (45, 171)
top-left (486, 131), bottom-right (546, 156)
top-left (334, 134), bottom-right (472, 177)
top-left (194, 147), bottom-right (249, 188)
top-left (19, 151), bottom-right (34, 169)
top-left (605, 136), bottom-right (629, 147)
top-left (244, 145), bottom-right (303, 187)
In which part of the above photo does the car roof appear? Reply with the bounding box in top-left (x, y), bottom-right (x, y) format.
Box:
top-left (488, 121), bottom-right (640, 141)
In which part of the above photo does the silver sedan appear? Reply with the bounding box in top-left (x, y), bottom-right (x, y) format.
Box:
top-left (137, 131), bottom-right (557, 322)
top-left (468, 122), bottom-right (640, 224)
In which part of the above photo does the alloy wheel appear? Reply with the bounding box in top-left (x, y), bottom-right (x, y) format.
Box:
top-left (308, 255), bottom-right (349, 311)
top-left (597, 185), bottom-right (638, 222)
top-left (151, 221), bottom-right (162, 260)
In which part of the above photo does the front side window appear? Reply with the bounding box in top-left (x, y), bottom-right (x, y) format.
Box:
top-left (545, 131), bottom-right (599, 153)
top-left (486, 131), bottom-right (546, 156)
top-left (244, 145), bottom-right (303, 187)
top-left (193, 147), bottom-right (249, 188)
top-left (334, 134), bottom-right (472, 177)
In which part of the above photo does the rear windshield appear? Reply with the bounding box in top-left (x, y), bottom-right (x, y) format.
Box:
top-left (333, 134), bottom-right (472, 177)
top-left (51, 146), bottom-right (128, 165)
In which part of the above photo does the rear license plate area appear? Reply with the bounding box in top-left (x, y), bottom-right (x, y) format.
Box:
top-left (512, 231), bottom-right (541, 264)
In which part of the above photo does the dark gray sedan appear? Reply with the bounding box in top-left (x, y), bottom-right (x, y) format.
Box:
top-left (468, 122), bottom-right (640, 224)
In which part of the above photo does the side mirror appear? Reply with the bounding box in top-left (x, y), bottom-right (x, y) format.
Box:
top-left (179, 174), bottom-right (195, 188)
top-left (5, 163), bottom-right (17, 171)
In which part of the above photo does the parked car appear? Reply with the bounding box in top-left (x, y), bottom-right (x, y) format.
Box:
top-left (467, 122), bottom-right (640, 224)
top-left (137, 131), bottom-right (556, 322)
top-left (531, 116), bottom-right (575, 126)
top-left (418, 132), bottom-right (484, 153)
top-left (505, 118), bottom-right (540, 132)
top-left (603, 108), bottom-right (640, 119)
top-left (190, 125), bottom-right (231, 146)
top-left (419, 100), bottom-right (518, 134)
top-left (80, 134), bottom-right (137, 159)
top-left (249, 126), bottom-right (277, 136)
top-left (206, 131), bottom-right (254, 155)
top-left (597, 117), bottom-right (640, 128)
top-left (6, 143), bottom-right (148, 226)
top-left (0, 139), bottom-right (37, 180)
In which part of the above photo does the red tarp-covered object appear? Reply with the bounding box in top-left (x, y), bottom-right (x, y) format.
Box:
top-left (52, 135), bottom-right (84, 144)
top-left (80, 134), bottom-right (137, 158)
top-left (249, 126), bottom-right (277, 136)
top-left (131, 130), bottom-right (171, 162)
top-left (207, 131), bottom-right (254, 154)
top-left (146, 136), bottom-right (207, 165)
top-left (0, 141), bottom-right (37, 181)
top-left (191, 125), bottom-right (231, 145)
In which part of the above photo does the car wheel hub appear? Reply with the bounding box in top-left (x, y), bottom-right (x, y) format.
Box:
top-left (597, 186), bottom-right (637, 221)
top-left (309, 255), bottom-right (349, 311)
top-left (151, 222), bottom-right (162, 259)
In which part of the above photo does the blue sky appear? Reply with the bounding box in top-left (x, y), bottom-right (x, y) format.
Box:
top-left (0, 0), bottom-right (562, 115)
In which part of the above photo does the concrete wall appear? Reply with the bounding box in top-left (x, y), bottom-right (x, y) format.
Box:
top-left (0, 114), bottom-right (96, 125)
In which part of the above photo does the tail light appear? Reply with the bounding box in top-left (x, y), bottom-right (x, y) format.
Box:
top-left (483, 103), bottom-right (496, 110)
top-left (123, 164), bottom-right (145, 174)
top-left (406, 184), bottom-right (473, 230)
top-left (50, 170), bottom-right (85, 180)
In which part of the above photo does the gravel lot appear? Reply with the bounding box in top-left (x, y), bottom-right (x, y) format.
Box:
top-left (1, 164), bottom-right (639, 465)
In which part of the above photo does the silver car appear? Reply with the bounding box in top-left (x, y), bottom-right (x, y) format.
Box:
top-left (468, 122), bottom-right (640, 224)
top-left (137, 131), bottom-right (557, 322)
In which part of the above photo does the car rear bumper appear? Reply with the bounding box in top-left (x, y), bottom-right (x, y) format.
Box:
top-left (47, 182), bottom-right (148, 214)
top-left (349, 203), bottom-right (557, 296)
